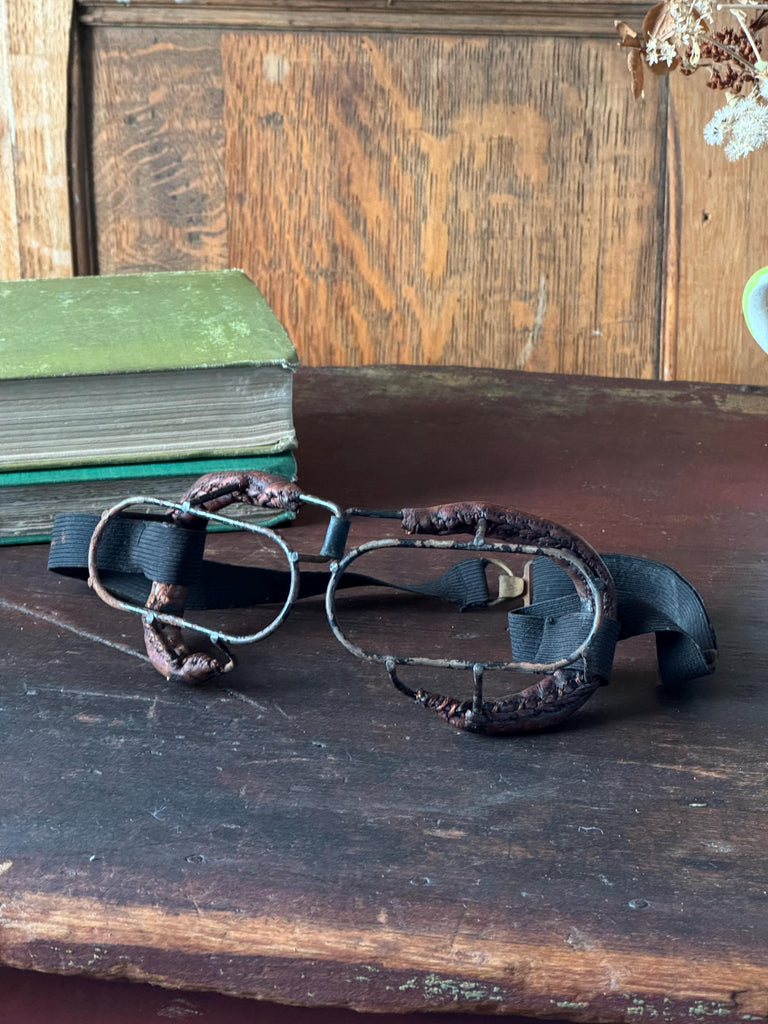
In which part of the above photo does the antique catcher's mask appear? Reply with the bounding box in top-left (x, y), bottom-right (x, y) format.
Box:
top-left (49, 470), bottom-right (717, 736)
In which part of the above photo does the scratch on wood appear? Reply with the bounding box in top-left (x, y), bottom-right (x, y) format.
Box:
top-left (221, 688), bottom-right (269, 713)
top-left (0, 598), bottom-right (149, 663)
top-left (34, 687), bottom-right (177, 706)
top-left (448, 904), bottom-right (468, 952)
top-left (617, 759), bottom-right (735, 781)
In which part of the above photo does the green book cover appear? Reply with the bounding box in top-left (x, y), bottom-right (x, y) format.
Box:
top-left (0, 451), bottom-right (298, 487)
top-left (0, 269), bottom-right (298, 379)
top-left (0, 269), bottom-right (298, 473)
top-left (0, 452), bottom-right (299, 545)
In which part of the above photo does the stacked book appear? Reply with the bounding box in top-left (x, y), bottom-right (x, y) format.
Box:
top-left (0, 270), bottom-right (299, 543)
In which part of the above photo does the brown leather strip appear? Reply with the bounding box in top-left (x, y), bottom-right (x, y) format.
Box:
top-left (398, 502), bottom-right (617, 734)
top-left (401, 502), bottom-right (616, 611)
top-left (143, 471), bottom-right (302, 682)
top-left (175, 470), bottom-right (303, 522)
top-left (413, 672), bottom-right (599, 735)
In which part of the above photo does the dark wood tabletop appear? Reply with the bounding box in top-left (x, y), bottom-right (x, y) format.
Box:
top-left (1, 366), bottom-right (766, 1020)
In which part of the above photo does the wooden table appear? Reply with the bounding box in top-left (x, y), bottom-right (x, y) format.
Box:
top-left (1, 366), bottom-right (766, 1020)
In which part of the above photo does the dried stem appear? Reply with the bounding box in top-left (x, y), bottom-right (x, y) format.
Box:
top-left (730, 7), bottom-right (764, 58)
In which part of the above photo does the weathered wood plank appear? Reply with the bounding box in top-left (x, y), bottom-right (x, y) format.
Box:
top-left (0, 963), bottom-right (557, 1024)
top-left (78, 7), bottom-right (768, 384)
top-left (68, 16), bottom-right (97, 276)
top-left (0, 1), bottom-right (21, 279)
top-left (77, 1), bottom-right (653, 36)
top-left (88, 28), bottom-right (228, 274)
top-left (223, 31), bottom-right (665, 372)
top-left (2, 0), bottom-right (73, 279)
top-left (0, 366), bottom-right (767, 1016)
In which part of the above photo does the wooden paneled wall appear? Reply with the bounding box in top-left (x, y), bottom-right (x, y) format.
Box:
top-left (7, 0), bottom-right (768, 382)
top-left (222, 31), bottom-right (665, 375)
top-left (0, 0), bottom-right (73, 279)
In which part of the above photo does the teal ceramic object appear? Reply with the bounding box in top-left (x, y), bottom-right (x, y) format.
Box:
top-left (743, 265), bottom-right (768, 354)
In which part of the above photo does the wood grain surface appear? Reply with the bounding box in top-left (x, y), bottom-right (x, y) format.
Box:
top-left (1, 366), bottom-right (767, 1018)
top-left (667, 76), bottom-right (768, 387)
top-left (1, 0), bottom-right (73, 279)
top-left (224, 31), bottom-right (666, 372)
top-left (77, 1), bottom-right (653, 35)
top-left (0, 2), bottom-right (20, 278)
top-left (88, 28), bottom-right (228, 274)
top-left (70, 4), bottom-right (768, 382)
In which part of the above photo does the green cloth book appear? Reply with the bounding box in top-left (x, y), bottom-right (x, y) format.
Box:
top-left (0, 451), bottom-right (298, 544)
top-left (0, 269), bottom-right (299, 471)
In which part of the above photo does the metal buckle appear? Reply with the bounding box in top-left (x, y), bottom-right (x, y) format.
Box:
top-left (326, 534), bottom-right (605, 677)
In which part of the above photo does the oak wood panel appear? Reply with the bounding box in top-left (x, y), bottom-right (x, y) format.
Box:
top-left (77, 1), bottom-right (652, 35)
top-left (224, 31), bottom-right (666, 371)
top-left (2, 0), bottom-right (73, 279)
top-left (667, 76), bottom-right (768, 387)
top-left (78, 5), bottom-right (768, 383)
top-left (0, 1), bottom-right (21, 278)
top-left (88, 28), bottom-right (228, 274)
top-left (68, 16), bottom-right (97, 276)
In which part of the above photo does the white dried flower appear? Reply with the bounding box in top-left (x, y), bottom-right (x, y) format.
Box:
top-left (667, 0), bottom-right (715, 46)
top-left (645, 36), bottom-right (680, 64)
top-left (703, 90), bottom-right (768, 158)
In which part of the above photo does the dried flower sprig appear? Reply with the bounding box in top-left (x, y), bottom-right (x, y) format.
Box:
top-left (616, 0), bottom-right (768, 158)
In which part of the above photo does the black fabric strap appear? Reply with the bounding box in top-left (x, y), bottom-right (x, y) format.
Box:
top-left (508, 555), bottom-right (717, 684)
top-left (49, 513), bottom-right (717, 686)
top-left (48, 512), bottom-right (490, 612)
top-left (49, 513), bottom-right (207, 588)
top-left (508, 595), bottom-right (622, 682)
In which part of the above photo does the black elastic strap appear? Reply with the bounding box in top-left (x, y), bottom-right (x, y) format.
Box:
top-left (48, 512), bottom-right (490, 612)
top-left (508, 595), bottom-right (622, 682)
top-left (508, 554), bottom-right (717, 684)
top-left (49, 513), bottom-right (207, 587)
top-left (49, 514), bottom-right (717, 686)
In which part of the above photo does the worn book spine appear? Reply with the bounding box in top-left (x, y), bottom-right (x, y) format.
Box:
top-left (1, 365), bottom-right (297, 471)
